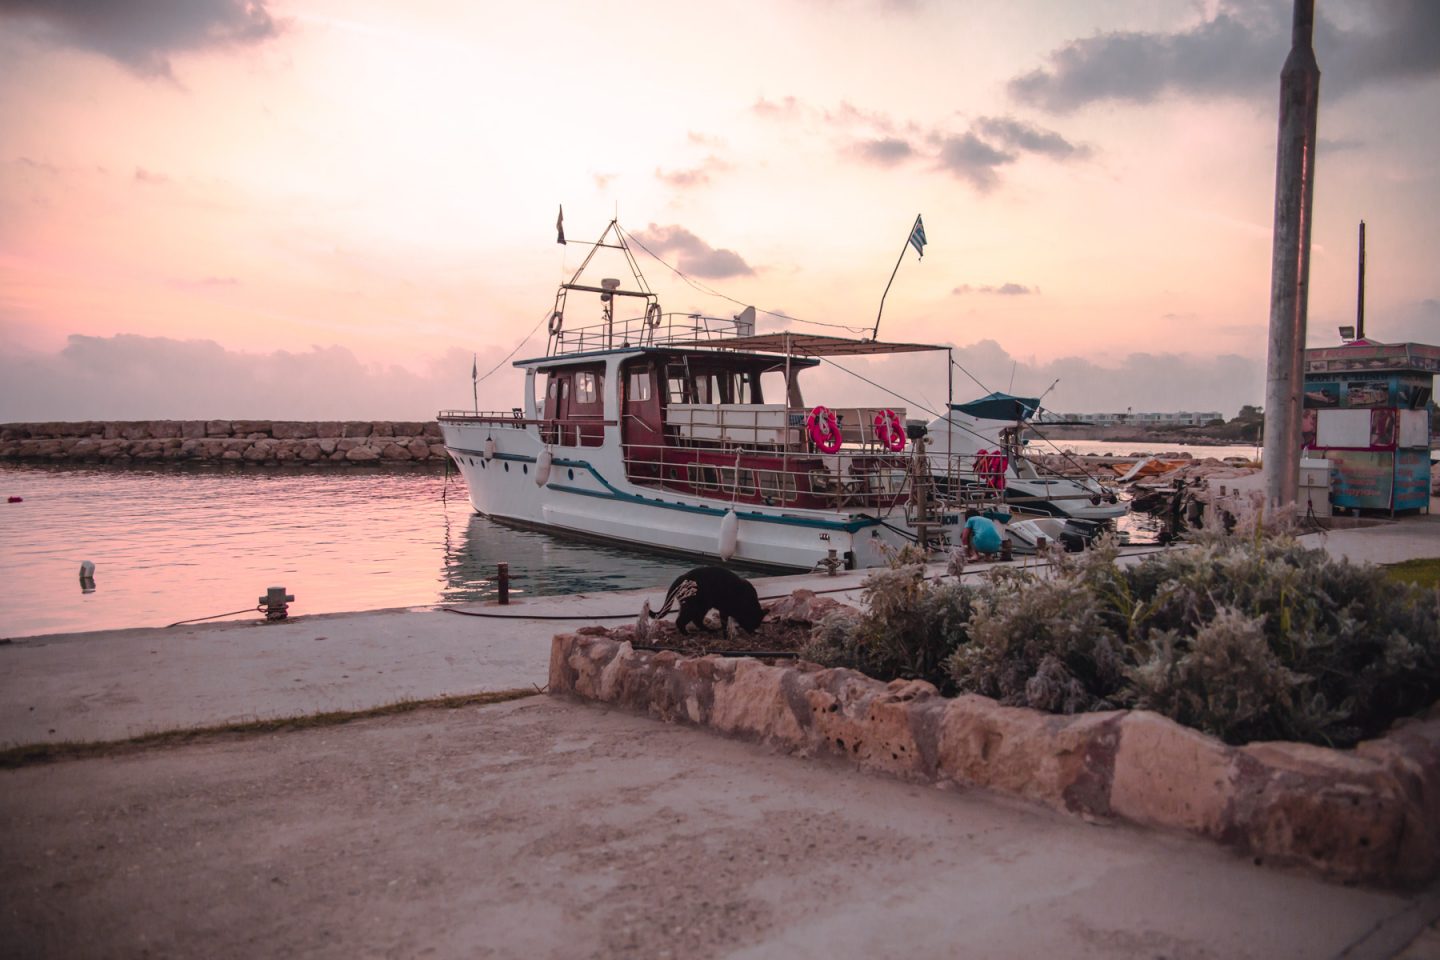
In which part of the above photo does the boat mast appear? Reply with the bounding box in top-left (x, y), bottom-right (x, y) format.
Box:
top-left (872, 214), bottom-right (923, 340)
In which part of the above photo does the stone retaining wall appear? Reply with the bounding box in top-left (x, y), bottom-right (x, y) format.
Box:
top-left (550, 633), bottom-right (1440, 887)
top-left (0, 421), bottom-right (450, 466)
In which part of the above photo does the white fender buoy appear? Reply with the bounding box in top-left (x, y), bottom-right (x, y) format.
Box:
top-left (535, 449), bottom-right (553, 486)
top-left (718, 508), bottom-right (739, 561)
top-left (483, 437), bottom-right (496, 461)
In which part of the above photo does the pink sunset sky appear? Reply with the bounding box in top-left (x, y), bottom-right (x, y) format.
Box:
top-left (0, 0), bottom-right (1436, 422)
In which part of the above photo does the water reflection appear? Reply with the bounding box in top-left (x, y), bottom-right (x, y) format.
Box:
top-left (437, 510), bottom-right (691, 605)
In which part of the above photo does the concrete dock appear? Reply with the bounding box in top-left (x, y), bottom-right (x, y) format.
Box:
top-left (2, 515), bottom-right (1438, 958)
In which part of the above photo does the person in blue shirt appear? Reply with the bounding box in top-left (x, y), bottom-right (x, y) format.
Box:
top-left (963, 508), bottom-right (1002, 561)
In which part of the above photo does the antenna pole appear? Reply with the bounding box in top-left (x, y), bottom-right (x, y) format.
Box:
top-left (1356, 220), bottom-right (1366, 341)
top-left (873, 214), bottom-right (921, 340)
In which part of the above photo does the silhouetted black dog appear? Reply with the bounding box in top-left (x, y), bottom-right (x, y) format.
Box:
top-left (653, 566), bottom-right (765, 636)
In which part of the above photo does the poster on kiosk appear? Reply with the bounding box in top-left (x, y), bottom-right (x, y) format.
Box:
top-left (1302, 342), bottom-right (1437, 513)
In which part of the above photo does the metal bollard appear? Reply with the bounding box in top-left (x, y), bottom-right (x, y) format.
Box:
top-left (259, 586), bottom-right (294, 621)
top-left (497, 562), bottom-right (510, 605)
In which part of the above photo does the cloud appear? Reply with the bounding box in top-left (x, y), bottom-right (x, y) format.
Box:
top-left (953, 283), bottom-right (1036, 296)
top-left (628, 224), bottom-right (755, 279)
top-left (750, 95), bottom-right (802, 119)
top-left (1010, 0), bottom-right (1440, 114)
top-left (0, 334), bottom-right (522, 421)
top-left (1318, 136), bottom-right (1365, 154)
top-left (133, 166), bottom-right (170, 185)
top-left (0, 0), bottom-right (282, 79)
top-left (975, 116), bottom-right (1090, 160)
top-left (686, 131), bottom-right (724, 147)
top-left (855, 137), bottom-right (914, 166)
top-left (800, 339), bottom-right (1262, 420)
top-left (655, 155), bottom-right (731, 190)
top-left (756, 96), bottom-right (1086, 192)
top-left (1369, 297), bottom-right (1440, 345)
top-left (935, 133), bottom-right (1015, 192)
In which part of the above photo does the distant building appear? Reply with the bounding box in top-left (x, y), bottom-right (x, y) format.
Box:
top-left (1045, 411), bottom-right (1225, 427)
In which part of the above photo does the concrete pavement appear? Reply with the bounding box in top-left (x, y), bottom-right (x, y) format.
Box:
top-left (3, 697), bottom-right (1437, 960)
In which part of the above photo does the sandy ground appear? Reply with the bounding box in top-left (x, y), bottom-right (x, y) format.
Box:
top-left (3, 696), bottom-right (1436, 960)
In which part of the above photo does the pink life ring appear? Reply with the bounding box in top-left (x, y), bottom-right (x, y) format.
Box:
top-left (873, 409), bottom-right (905, 452)
top-left (806, 405), bottom-right (842, 454)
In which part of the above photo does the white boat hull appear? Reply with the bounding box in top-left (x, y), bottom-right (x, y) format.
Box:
top-left (442, 418), bottom-right (912, 571)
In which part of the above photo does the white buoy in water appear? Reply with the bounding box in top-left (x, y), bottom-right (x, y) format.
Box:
top-left (718, 508), bottom-right (739, 561)
top-left (535, 448), bottom-right (553, 486)
top-left (483, 437), bottom-right (496, 461)
top-left (79, 560), bottom-right (95, 579)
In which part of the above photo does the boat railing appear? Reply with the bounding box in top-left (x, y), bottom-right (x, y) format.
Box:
top-left (438, 412), bottom-right (619, 449)
top-left (661, 404), bottom-right (911, 454)
top-left (618, 439), bottom-right (910, 509)
top-left (438, 409), bottom-right (528, 423)
top-left (549, 311), bottom-right (748, 356)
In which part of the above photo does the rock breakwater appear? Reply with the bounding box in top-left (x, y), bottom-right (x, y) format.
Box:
top-left (0, 421), bottom-right (450, 466)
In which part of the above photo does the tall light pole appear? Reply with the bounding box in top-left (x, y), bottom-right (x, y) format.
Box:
top-left (1262, 0), bottom-right (1321, 517)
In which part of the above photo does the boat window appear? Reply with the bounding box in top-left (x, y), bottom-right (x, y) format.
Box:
top-left (666, 366), bottom-right (688, 403)
top-left (627, 371), bottom-right (651, 403)
top-left (576, 371), bottom-right (598, 404)
top-left (688, 463), bottom-right (718, 491)
top-left (760, 370), bottom-right (785, 407)
top-left (693, 374), bottom-right (714, 404)
top-left (719, 467), bottom-right (754, 497)
top-left (735, 372), bottom-right (757, 404)
top-left (755, 469), bottom-right (796, 503)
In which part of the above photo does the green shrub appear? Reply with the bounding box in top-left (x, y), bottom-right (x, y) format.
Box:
top-left (809, 532), bottom-right (1440, 746)
top-left (946, 568), bottom-right (1127, 713)
top-left (800, 554), bottom-right (974, 692)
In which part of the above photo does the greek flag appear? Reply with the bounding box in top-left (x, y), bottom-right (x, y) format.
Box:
top-left (908, 215), bottom-right (927, 259)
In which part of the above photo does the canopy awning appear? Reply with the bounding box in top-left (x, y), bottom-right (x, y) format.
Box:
top-left (666, 332), bottom-right (948, 357)
top-left (950, 392), bottom-right (1040, 422)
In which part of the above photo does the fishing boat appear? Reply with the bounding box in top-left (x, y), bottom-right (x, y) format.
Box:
top-left (924, 392), bottom-right (1128, 521)
top-left (438, 222), bottom-right (1009, 571)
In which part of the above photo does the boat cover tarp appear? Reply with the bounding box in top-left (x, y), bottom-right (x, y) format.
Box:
top-left (950, 392), bottom-right (1040, 422)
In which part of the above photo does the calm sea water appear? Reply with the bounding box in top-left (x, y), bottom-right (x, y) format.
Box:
top-left (0, 463), bottom-right (693, 640)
